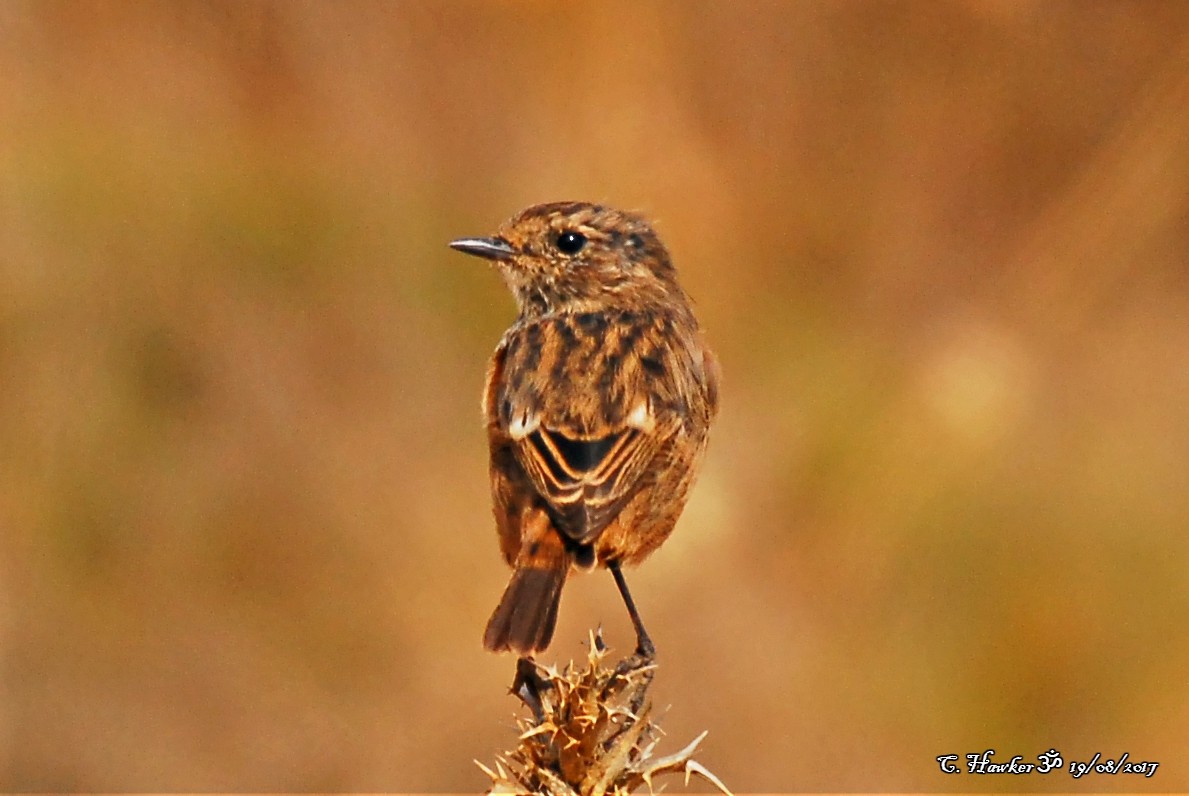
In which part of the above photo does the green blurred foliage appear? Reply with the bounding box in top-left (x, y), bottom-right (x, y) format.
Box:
top-left (2, 1), bottom-right (1188, 791)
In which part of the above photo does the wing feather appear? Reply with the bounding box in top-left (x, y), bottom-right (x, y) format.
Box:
top-left (514, 421), bottom-right (676, 544)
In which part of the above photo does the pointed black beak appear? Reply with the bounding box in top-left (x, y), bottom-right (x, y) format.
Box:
top-left (449, 236), bottom-right (516, 261)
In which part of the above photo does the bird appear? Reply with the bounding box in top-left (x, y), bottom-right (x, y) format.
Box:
top-left (449, 201), bottom-right (718, 659)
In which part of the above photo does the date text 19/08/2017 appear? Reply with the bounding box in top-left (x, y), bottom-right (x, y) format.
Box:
top-left (937, 749), bottom-right (1158, 778)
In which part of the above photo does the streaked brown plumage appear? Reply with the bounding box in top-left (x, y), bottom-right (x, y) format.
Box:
top-left (450, 201), bottom-right (718, 658)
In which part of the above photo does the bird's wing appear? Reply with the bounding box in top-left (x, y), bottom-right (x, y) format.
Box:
top-left (512, 411), bottom-right (678, 545)
top-left (491, 314), bottom-right (682, 545)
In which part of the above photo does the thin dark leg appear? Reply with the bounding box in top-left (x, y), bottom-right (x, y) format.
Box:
top-left (512, 656), bottom-right (554, 724)
top-left (609, 560), bottom-right (655, 659)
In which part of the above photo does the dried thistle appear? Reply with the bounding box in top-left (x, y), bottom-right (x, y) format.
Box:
top-left (477, 631), bottom-right (731, 796)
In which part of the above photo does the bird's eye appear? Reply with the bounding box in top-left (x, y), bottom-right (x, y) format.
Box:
top-left (555, 231), bottom-right (587, 255)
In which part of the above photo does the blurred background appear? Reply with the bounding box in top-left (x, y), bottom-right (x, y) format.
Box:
top-left (3, 1), bottom-right (1188, 791)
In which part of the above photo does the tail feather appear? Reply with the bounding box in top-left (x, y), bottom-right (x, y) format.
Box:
top-left (484, 565), bottom-right (568, 655)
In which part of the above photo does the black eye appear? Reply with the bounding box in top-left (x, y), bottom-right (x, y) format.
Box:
top-left (555, 231), bottom-right (587, 255)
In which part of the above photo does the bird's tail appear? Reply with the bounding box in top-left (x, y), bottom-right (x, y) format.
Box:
top-left (484, 555), bottom-right (570, 655)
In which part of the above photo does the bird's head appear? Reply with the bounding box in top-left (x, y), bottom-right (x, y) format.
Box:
top-left (450, 201), bottom-right (684, 317)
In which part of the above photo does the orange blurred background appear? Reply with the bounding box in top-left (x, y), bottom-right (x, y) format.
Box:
top-left (3, 1), bottom-right (1188, 791)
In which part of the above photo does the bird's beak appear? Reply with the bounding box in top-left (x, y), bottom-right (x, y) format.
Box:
top-left (449, 236), bottom-right (516, 261)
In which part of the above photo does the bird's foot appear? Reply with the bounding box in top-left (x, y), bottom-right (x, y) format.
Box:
top-left (512, 656), bottom-right (553, 725)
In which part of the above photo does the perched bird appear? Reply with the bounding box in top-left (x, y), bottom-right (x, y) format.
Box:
top-left (450, 201), bottom-right (718, 658)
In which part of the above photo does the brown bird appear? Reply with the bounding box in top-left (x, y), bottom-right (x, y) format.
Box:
top-left (450, 201), bottom-right (718, 658)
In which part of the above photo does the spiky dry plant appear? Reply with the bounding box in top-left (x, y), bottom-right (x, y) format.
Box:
top-left (477, 631), bottom-right (731, 796)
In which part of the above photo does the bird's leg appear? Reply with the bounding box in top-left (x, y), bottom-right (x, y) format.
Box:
top-left (512, 656), bottom-right (551, 724)
top-left (606, 561), bottom-right (657, 719)
top-left (609, 560), bottom-right (655, 660)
